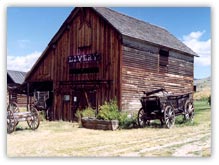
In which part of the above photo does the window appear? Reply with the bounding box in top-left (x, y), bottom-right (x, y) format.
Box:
top-left (159, 49), bottom-right (169, 73)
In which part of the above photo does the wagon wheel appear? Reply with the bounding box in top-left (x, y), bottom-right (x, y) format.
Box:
top-left (7, 110), bottom-right (16, 134)
top-left (184, 100), bottom-right (194, 121)
top-left (7, 102), bottom-right (20, 113)
top-left (137, 108), bottom-right (150, 128)
top-left (164, 105), bottom-right (175, 129)
top-left (7, 102), bottom-right (20, 126)
top-left (27, 107), bottom-right (40, 130)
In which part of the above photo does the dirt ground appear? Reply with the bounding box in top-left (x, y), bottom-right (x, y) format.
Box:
top-left (7, 115), bottom-right (211, 157)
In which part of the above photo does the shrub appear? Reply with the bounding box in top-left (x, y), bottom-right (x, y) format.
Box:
top-left (75, 107), bottom-right (96, 119)
top-left (97, 100), bottom-right (120, 121)
top-left (96, 100), bottom-right (137, 129)
top-left (81, 107), bottom-right (96, 118)
top-left (118, 112), bottom-right (138, 129)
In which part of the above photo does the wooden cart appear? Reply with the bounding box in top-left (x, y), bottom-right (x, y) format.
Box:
top-left (137, 88), bottom-right (194, 128)
top-left (7, 102), bottom-right (40, 134)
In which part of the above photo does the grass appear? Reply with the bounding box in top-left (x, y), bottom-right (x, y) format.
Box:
top-left (7, 100), bottom-right (211, 157)
top-left (194, 100), bottom-right (211, 125)
top-left (175, 100), bottom-right (211, 127)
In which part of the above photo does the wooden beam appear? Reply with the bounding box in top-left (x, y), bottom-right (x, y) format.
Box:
top-left (26, 83), bottom-right (29, 111)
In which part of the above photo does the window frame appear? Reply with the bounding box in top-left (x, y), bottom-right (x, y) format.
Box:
top-left (159, 49), bottom-right (169, 73)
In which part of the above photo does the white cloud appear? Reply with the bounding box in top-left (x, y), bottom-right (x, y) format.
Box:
top-left (182, 31), bottom-right (211, 66)
top-left (7, 51), bottom-right (41, 72)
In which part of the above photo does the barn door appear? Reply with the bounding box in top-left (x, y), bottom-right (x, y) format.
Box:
top-left (72, 89), bottom-right (97, 119)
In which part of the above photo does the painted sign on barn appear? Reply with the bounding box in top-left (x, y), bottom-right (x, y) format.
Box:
top-left (68, 53), bottom-right (101, 63)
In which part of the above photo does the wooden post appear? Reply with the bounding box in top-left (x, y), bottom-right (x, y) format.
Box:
top-left (27, 83), bottom-right (29, 111)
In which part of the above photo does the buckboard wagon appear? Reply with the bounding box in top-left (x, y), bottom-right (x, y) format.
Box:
top-left (137, 88), bottom-right (194, 128)
top-left (7, 102), bottom-right (40, 134)
top-left (7, 91), bottom-right (51, 134)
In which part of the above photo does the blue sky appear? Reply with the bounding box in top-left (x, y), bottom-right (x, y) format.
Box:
top-left (7, 7), bottom-right (211, 79)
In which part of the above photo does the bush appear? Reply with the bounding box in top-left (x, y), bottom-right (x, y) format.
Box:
top-left (81, 107), bottom-right (96, 118)
top-left (76, 107), bottom-right (96, 119)
top-left (96, 100), bottom-right (137, 129)
top-left (118, 112), bottom-right (137, 129)
top-left (97, 100), bottom-right (120, 121)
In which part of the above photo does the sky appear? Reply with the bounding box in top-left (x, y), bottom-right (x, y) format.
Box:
top-left (7, 7), bottom-right (211, 79)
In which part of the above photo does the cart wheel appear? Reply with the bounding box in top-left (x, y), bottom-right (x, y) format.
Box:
top-left (7, 102), bottom-right (20, 113)
top-left (7, 102), bottom-right (20, 126)
top-left (7, 110), bottom-right (16, 134)
top-left (27, 107), bottom-right (40, 130)
top-left (184, 100), bottom-right (194, 121)
top-left (137, 108), bottom-right (149, 128)
top-left (164, 105), bottom-right (175, 129)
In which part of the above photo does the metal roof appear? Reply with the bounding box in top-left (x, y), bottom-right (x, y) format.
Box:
top-left (7, 70), bottom-right (26, 84)
top-left (93, 7), bottom-right (197, 56)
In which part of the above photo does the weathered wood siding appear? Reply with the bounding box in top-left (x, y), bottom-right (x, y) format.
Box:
top-left (7, 92), bottom-right (27, 107)
top-left (26, 7), bottom-right (195, 119)
top-left (27, 8), bottom-right (122, 121)
top-left (28, 49), bottom-right (53, 82)
top-left (121, 40), bottom-right (194, 112)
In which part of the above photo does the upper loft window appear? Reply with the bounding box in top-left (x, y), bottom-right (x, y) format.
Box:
top-left (159, 49), bottom-right (169, 73)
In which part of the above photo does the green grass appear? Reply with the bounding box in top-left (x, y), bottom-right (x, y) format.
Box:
top-left (194, 100), bottom-right (211, 123)
top-left (175, 100), bottom-right (211, 127)
top-left (194, 100), bottom-right (211, 113)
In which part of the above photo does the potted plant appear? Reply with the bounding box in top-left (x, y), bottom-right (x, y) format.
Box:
top-left (81, 100), bottom-right (119, 130)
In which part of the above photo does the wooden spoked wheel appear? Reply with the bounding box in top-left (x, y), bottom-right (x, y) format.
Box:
top-left (184, 100), bottom-right (194, 121)
top-left (7, 110), bottom-right (16, 134)
top-left (27, 107), bottom-right (40, 130)
top-left (7, 102), bottom-right (20, 113)
top-left (137, 108), bottom-right (149, 128)
top-left (7, 102), bottom-right (20, 126)
top-left (164, 105), bottom-right (175, 129)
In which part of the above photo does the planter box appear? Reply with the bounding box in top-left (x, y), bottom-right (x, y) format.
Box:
top-left (81, 117), bottom-right (119, 130)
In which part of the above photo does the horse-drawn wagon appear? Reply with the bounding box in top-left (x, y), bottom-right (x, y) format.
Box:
top-left (137, 88), bottom-right (194, 128)
top-left (7, 102), bottom-right (40, 134)
top-left (7, 91), bottom-right (51, 133)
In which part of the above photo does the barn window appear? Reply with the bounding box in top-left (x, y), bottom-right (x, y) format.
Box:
top-left (159, 49), bottom-right (169, 73)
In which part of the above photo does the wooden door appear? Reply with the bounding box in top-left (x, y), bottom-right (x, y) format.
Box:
top-left (72, 89), bottom-right (97, 119)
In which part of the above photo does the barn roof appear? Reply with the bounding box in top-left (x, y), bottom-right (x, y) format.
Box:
top-left (25, 7), bottom-right (198, 81)
top-left (93, 7), bottom-right (197, 56)
top-left (7, 70), bottom-right (26, 84)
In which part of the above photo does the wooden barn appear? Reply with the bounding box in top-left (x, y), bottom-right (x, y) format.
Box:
top-left (24, 7), bottom-right (198, 121)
